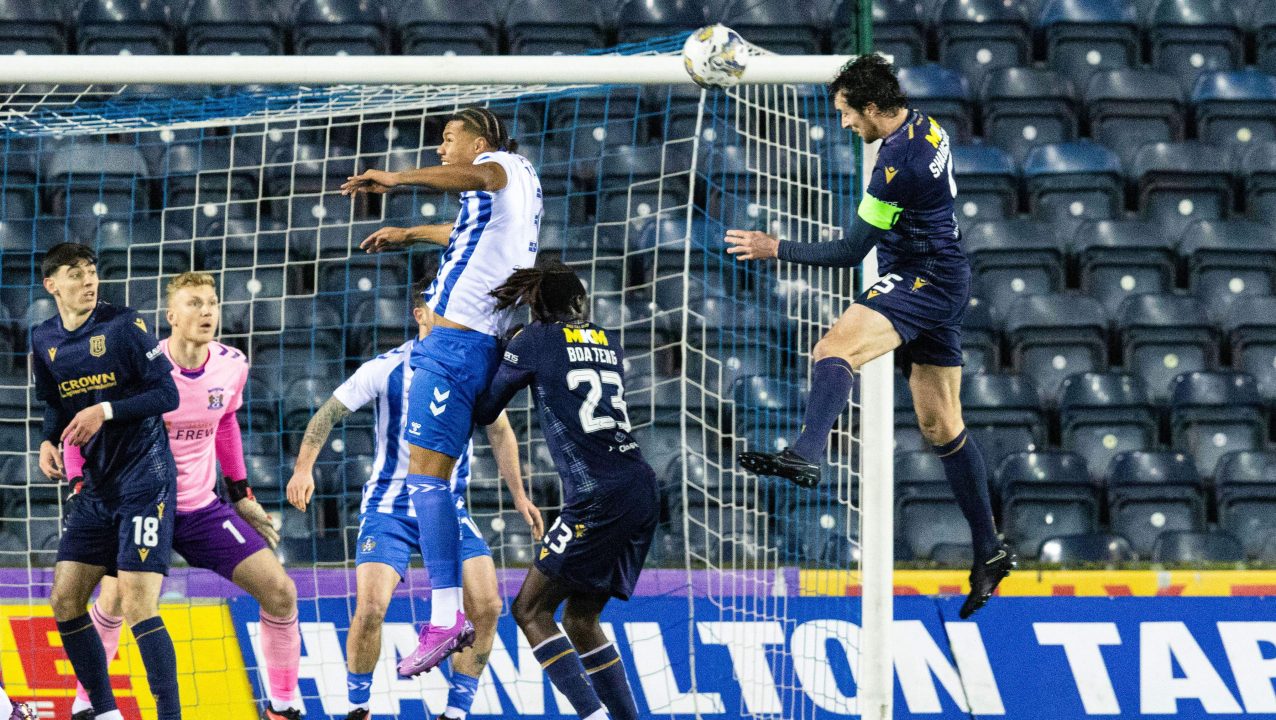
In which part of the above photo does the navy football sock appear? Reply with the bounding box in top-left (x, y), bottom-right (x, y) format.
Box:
top-left (57, 614), bottom-right (118, 715)
top-left (131, 616), bottom-right (181, 720)
top-left (581, 643), bottom-right (638, 720)
top-left (791, 357), bottom-right (856, 463)
top-left (532, 634), bottom-right (603, 718)
top-left (934, 429), bottom-right (1000, 559)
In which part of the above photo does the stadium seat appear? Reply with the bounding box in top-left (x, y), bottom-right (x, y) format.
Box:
top-left (895, 450), bottom-right (973, 559)
top-left (76, 0), bottom-right (172, 55)
top-left (865, 0), bottom-right (926, 64)
top-left (43, 143), bottom-right (150, 228)
top-left (1180, 220), bottom-right (1276, 322)
top-left (731, 374), bottom-right (804, 432)
top-left (350, 297), bottom-right (412, 357)
top-left (1022, 140), bottom-right (1123, 233)
top-left (159, 143), bottom-right (259, 235)
top-left (717, 1), bottom-right (822, 54)
top-left (505, 0), bottom-right (608, 55)
top-left (776, 498), bottom-right (857, 567)
top-left (1147, 0), bottom-right (1242, 93)
top-left (951, 144), bottom-right (1018, 222)
top-left (1117, 293), bottom-right (1218, 404)
top-left (1224, 296), bottom-right (1276, 402)
top-left (934, 0), bottom-right (1032, 87)
top-left (396, 0), bottom-right (499, 55)
top-left (997, 451), bottom-right (1098, 558)
top-left (182, 0), bottom-right (284, 55)
top-left (1131, 141), bottom-right (1233, 237)
top-left (980, 66), bottom-right (1079, 163)
top-left (961, 373), bottom-right (1046, 466)
top-left (1254, 0), bottom-right (1276, 73)
top-left (1038, 0), bottom-right (1139, 86)
top-left (964, 219), bottom-right (1065, 320)
top-left (84, 219), bottom-right (190, 280)
top-left (1038, 532), bottom-right (1137, 564)
top-left (1059, 372), bottom-right (1158, 481)
top-left (1074, 220), bottom-right (1177, 316)
top-left (961, 297), bottom-right (999, 375)
top-left (292, 0), bottom-right (389, 55)
top-left (1004, 293), bottom-right (1108, 403)
top-left (896, 65), bottom-right (973, 144)
top-left (1107, 450), bottom-right (1206, 556)
top-left (1170, 371), bottom-right (1267, 479)
top-left (1237, 141), bottom-right (1276, 223)
top-left (615, 0), bottom-right (706, 44)
top-left (1214, 450), bottom-right (1276, 556)
top-left (1151, 530), bottom-right (1244, 563)
top-left (195, 219), bottom-right (288, 271)
top-left (1084, 69), bottom-right (1186, 169)
top-left (1192, 69), bottom-right (1276, 148)
top-left (0, 0), bottom-right (66, 54)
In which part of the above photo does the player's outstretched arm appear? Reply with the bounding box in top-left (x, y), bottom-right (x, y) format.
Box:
top-left (287, 395), bottom-right (352, 511)
top-left (725, 214), bottom-right (887, 269)
top-left (484, 410), bottom-right (543, 538)
top-left (473, 363), bottom-right (534, 428)
top-left (340, 161), bottom-right (507, 196)
top-left (359, 224), bottom-right (454, 254)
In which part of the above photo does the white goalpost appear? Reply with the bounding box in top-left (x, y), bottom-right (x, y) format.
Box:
top-left (0, 44), bottom-right (892, 720)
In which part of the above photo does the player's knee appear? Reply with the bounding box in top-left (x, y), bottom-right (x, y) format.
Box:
top-left (120, 594), bottom-right (159, 626)
top-left (918, 410), bottom-right (963, 447)
top-left (510, 594), bottom-right (541, 629)
top-left (561, 610), bottom-right (600, 643)
top-left (49, 585), bottom-right (88, 621)
top-left (352, 597), bottom-right (389, 632)
top-left (470, 594), bottom-right (503, 629)
top-left (813, 337), bottom-right (862, 371)
top-left (259, 575), bottom-right (297, 618)
top-left (96, 590), bottom-right (124, 618)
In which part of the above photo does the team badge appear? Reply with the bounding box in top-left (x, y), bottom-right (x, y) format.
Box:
top-left (361, 536), bottom-right (376, 553)
top-left (884, 167), bottom-right (898, 184)
top-left (47, 347), bottom-right (56, 361)
top-left (207, 388), bottom-right (225, 410)
top-left (134, 317), bottom-right (147, 332)
top-left (911, 277), bottom-right (928, 292)
top-left (89, 335), bottom-right (106, 357)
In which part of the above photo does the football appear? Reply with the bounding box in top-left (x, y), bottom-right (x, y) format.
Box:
top-left (682, 24), bottom-right (748, 89)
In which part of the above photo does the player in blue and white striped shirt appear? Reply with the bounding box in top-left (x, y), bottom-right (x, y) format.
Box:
top-left (287, 280), bottom-right (541, 720)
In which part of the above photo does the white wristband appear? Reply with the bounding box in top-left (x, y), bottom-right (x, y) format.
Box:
top-left (100, 402), bottom-right (113, 421)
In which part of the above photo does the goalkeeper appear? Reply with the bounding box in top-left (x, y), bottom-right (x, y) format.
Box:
top-left (725, 54), bottom-right (1013, 618)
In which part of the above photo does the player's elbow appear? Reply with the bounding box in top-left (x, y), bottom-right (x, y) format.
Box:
top-left (156, 379), bottom-right (180, 414)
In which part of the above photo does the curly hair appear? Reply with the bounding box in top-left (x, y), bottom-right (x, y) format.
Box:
top-left (448, 106), bottom-right (519, 153)
top-left (828, 54), bottom-right (908, 114)
top-left (489, 260), bottom-right (588, 324)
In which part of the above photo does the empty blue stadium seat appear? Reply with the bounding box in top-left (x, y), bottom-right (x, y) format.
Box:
top-left (282, 375), bottom-right (336, 430)
top-left (732, 374), bottom-right (803, 429)
top-left (396, 0), bottom-right (499, 55)
top-left (717, 1), bottom-right (822, 54)
top-left (1022, 140), bottom-right (1122, 232)
top-left (1179, 219), bottom-right (1276, 321)
top-left (1253, 0), bottom-right (1276, 73)
top-left (182, 0), bottom-right (284, 55)
top-left (1237, 140), bottom-right (1276, 222)
top-left (867, 0), bottom-right (927, 64)
top-left (1038, 0), bottom-right (1139, 86)
top-left (83, 218), bottom-right (190, 279)
top-left (961, 373), bottom-right (1046, 465)
top-left (505, 0), bottom-right (608, 55)
top-left (616, 0), bottom-right (706, 43)
top-left (76, 0), bottom-right (172, 54)
top-left (1108, 450), bottom-right (1205, 556)
top-left (961, 296), bottom-right (999, 374)
top-left (1148, 0), bottom-right (1242, 92)
top-left (1117, 293), bottom-right (1217, 403)
top-left (981, 66), bottom-right (1079, 163)
top-left (0, 0), bottom-right (66, 54)
top-left (897, 479), bottom-right (972, 559)
top-left (195, 218), bottom-right (288, 271)
top-left (1059, 372), bottom-right (1158, 480)
top-left (897, 65), bottom-right (973, 144)
top-left (43, 143), bottom-right (150, 227)
top-left (964, 219), bottom-right (1065, 319)
top-left (292, 0), bottom-right (388, 55)
top-left (1074, 220), bottom-right (1176, 315)
top-left (1005, 293), bottom-right (1109, 403)
top-left (997, 451), bottom-right (1097, 557)
top-left (1151, 530), bottom-right (1244, 563)
top-left (1224, 296), bottom-right (1276, 402)
top-left (1038, 532), bottom-right (1137, 563)
top-left (1171, 371), bottom-right (1267, 478)
top-left (1192, 69), bottom-right (1276, 148)
top-left (950, 144), bottom-right (1018, 222)
top-left (1084, 69), bottom-right (1186, 168)
top-left (1214, 450), bottom-right (1276, 556)
top-left (1132, 141), bottom-right (1233, 236)
top-left (935, 0), bottom-right (1031, 87)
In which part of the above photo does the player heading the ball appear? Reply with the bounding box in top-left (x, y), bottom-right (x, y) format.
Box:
top-left (341, 107), bottom-right (543, 676)
top-left (725, 54), bottom-right (1015, 618)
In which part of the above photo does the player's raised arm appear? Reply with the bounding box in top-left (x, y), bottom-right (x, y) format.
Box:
top-left (341, 161), bottom-right (507, 196)
top-left (725, 212), bottom-right (888, 268)
top-left (287, 395), bottom-right (353, 511)
top-left (483, 410), bottom-right (542, 538)
top-left (359, 223), bottom-right (454, 254)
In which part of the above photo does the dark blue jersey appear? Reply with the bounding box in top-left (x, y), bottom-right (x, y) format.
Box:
top-left (474, 321), bottom-right (655, 509)
top-left (859, 109), bottom-right (967, 281)
top-left (31, 302), bottom-right (178, 503)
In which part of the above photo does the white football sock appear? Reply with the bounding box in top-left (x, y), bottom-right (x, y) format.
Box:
top-left (430, 586), bottom-right (462, 628)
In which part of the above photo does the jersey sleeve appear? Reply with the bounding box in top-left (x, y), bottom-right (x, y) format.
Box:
top-left (332, 359), bottom-right (384, 412)
top-left (109, 311), bottom-right (179, 422)
top-left (474, 151), bottom-right (515, 192)
top-left (473, 326), bottom-right (538, 426)
top-left (858, 144), bottom-right (912, 231)
top-left (228, 345), bottom-right (250, 415)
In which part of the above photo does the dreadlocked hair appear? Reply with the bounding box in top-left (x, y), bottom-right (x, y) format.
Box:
top-left (489, 260), bottom-right (588, 324)
top-left (449, 106), bottom-right (519, 153)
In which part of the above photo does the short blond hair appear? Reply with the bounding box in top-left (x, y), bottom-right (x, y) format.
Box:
top-left (166, 271), bottom-right (216, 306)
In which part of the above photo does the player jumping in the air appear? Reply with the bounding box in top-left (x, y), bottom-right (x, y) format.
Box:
top-left (286, 277), bottom-right (539, 720)
top-left (65, 272), bottom-right (301, 720)
top-left (33, 243), bottom-right (183, 720)
top-left (724, 55), bottom-right (1015, 618)
top-left (340, 107), bottom-right (542, 675)
top-left (474, 263), bottom-right (656, 720)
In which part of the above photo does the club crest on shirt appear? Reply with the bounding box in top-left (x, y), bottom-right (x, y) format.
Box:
top-left (47, 347), bottom-right (56, 362)
top-left (361, 536), bottom-right (376, 553)
top-left (89, 335), bottom-right (106, 357)
top-left (207, 388), bottom-right (225, 410)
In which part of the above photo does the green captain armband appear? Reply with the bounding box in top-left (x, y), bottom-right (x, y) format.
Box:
top-left (858, 193), bottom-right (903, 230)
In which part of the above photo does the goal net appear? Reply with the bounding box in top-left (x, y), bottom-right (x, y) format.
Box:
top-left (0, 37), bottom-right (891, 720)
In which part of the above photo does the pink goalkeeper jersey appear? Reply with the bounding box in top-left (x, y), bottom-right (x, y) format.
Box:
top-left (161, 339), bottom-right (250, 512)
